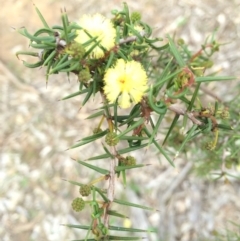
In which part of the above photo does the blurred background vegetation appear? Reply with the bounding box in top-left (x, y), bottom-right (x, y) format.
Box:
top-left (0, 0), bottom-right (239, 241)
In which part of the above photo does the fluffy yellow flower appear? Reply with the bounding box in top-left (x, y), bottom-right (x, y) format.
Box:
top-left (75, 14), bottom-right (116, 59)
top-left (103, 59), bottom-right (148, 108)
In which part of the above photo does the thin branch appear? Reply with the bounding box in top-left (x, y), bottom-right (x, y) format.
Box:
top-left (200, 85), bottom-right (222, 103)
top-left (100, 92), bottom-right (118, 228)
top-left (168, 104), bottom-right (203, 126)
top-left (103, 145), bottom-right (118, 227)
top-left (118, 31), bottom-right (146, 45)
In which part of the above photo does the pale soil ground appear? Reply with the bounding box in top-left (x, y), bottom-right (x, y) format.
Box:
top-left (0, 1), bottom-right (240, 241)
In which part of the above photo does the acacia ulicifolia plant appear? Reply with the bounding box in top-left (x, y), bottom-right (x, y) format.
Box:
top-left (16, 3), bottom-right (235, 240)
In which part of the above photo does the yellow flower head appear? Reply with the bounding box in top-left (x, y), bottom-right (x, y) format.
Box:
top-left (75, 13), bottom-right (116, 59)
top-left (103, 59), bottom-right (148, 108)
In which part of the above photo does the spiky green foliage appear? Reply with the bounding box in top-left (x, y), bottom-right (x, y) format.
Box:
top-left (16, 2), bottom-right (239, 240)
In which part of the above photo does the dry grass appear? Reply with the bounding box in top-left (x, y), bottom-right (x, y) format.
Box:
top-left (0, 1), bottom-right (240, 241)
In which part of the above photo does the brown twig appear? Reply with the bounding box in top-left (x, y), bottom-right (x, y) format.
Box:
top-left (100, 92), bottom-right (118, 228)
top-left (189, 44), bottom-right (213, 62)
top-left (118, 31), bottom-right (146, 45)
top-left (168, 104), bottom-right (203, 126)
top-left (199, 85), bottom-right (223, 103)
